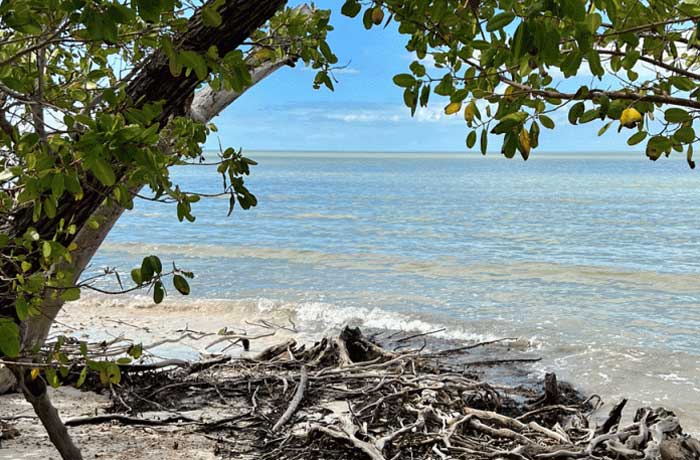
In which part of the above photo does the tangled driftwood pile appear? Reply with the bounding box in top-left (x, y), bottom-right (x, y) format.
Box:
top-left (45, 326), bottom-right (700, 460)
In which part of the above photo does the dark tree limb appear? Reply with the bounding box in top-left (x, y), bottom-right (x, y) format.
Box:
top-left (5, 0), bottom-right (289, 351)
top-left (15, 369), bottom-right (83, 460)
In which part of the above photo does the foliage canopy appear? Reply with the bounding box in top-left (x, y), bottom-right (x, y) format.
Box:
top-left (3, 1), bottom-right (700, 457)
top-left (2, 0), bottom-right (700, 373)
top-left (345, 0), bottom-right (700, 164)
top-left (0, 0), bottom-right (336, 359)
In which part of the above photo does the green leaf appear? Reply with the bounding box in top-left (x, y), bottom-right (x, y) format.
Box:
top-left (100, 363), bottom-right (121, 385)
top-left (136, 0), bottom-right (161, 22)
top-left (486, 12), bottom-right (515, 32)
top-left (393, 74), bottom-right (415, 88)
top-left (480, 129), bottom-right (488, 155)
top-left (131, 268), bottom-right (143, 286)
top-left (627, 131), bottom-right (647, 146)
top-left (568, 102), bottom-right (585, 124)
top-left (51, 175), bottom-right (65, 198)
top-left (579, 109), bottom-right (600, 123)
top-left (319, 41), bottom-right (338, 64)
top-left (529, 122), bottom-right (540, 149)
top-left (75, 367), bottom-right (88, 388)
top-left (91, 158), bottom-right (116, 186)
top-left (61, 288), bottom-right (81, 302)
top-left (561, 0), bottom-right (586, 21)
top-left (169, 55), bottom-right (183, 77)
top-left (597, 122), bottom-right (612, 136)
top-left (42, 241), bottom-right (52, 259)
top-left (587, 51), bottom-right (604, 77)
top-left (501, 132), bottom-right (518, 158)
top-left (664, 108), bottom-right (690, 123)
top-left (147, 255), bottom-right (162, 274)
top-left (539, 115), bottom-right (555, 129)
top-left (179, 51), bottom-right (208, 81)
top-left (201, 6), bottom-right (222, 27)
top-left (466, 130), bottom-right (477, 149)
top-left (669, 76), bottom-right (695, 91)
top-left (140, 255), bottom-right (161, 282)
top-left (106, 4), bottom-right (134, 24)
top-left (491, 111), bottom-right (528, 134)
top-left (173, 275), bottom-right (190, 295)
top-left (674, 126), bottom-right (695, 144)
top-left (15, 298), bottom-right (29, 321)
top-left (688, 144), bottom-right (696, 169)
top-left (341, 0), bottom-right (362, 17)
top-left (128, 344), bottom-right (143, 359)
top-left (646, 136), bottom-right (671, 160)
top-left (511, 22), bottom-right (526, 58)
top-left (64, 174), bottom-right (82, 198)
top-left (0, 319), bottom-right (20, 358)
top-left (153, 281), bottom-right (165, 304)
top-left (45, 367), bottom-right (60, 388)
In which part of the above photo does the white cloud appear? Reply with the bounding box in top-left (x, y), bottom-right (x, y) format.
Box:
top-left (283, 104), bottom-right (466, 125)
top-left (414, 105), bottom-right (448, 123)
top-left (325, 110), bottom-right (401, 122)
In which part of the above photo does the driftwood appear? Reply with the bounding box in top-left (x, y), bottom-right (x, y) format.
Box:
top-left (4, 327), bottom-right (699, 460)
top-left (271, 366), bottom-right (308, 432)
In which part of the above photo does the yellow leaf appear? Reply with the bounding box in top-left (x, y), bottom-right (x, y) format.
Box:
top-left (444, 102), bottom-right (462, 115)
top-left (518, 128), bottom-right (531, 156)
top-left (504, 86), bottom-right (515, 101)
top-left (371, 7), bottom-right (384, 25)
top-left (464, 103), bottom-right (475, 123)
top-left (620, 108), bottom-right (642, 128)
top-left (67, 242), bottom-right (78, 251)
top-left (30, 368), bottom-right (40, 380)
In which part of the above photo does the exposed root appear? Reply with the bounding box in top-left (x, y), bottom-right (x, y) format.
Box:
top-left (12, 326), bottom-right (699, 460)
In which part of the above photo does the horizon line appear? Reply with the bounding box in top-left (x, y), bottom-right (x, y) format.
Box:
top-left (204, 148), bottom-right (645, 155)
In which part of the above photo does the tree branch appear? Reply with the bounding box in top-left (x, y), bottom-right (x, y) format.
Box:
top-left (502, 78), bottom-right (700, 110)
top-left (596, 48), bottom-right (700, 80)
top-left (188, 55), bottom-right (294, 123)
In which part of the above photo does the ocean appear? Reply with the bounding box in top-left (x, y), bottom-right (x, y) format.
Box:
top-left (84, 151), bottom-right (700, 433)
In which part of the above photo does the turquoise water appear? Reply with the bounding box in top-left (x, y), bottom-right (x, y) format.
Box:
top-left (87, 151), bottom-right (700, 431)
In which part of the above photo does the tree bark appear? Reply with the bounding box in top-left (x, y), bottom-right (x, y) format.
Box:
top-left (15, 369), bottom-right (83, 460)
top-left (188, 56), bottom-right (293, 123)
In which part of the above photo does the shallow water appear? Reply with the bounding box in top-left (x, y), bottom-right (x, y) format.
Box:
top-left (84, 151), bottom-right (700, 434)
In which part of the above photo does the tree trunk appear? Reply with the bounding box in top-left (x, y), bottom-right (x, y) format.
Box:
top-left (0, 6), bottom-right (305, 394)
top-left (22, 50), bottom-right (293, 353)
top-left (16, 369), bottom-right (83, 460)
top-left (1, 0), bottom-right (286, 350)
top-left (0, 0), bottom-right (290, 455)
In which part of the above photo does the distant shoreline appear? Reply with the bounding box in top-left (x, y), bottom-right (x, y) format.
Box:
top-left (195, 149), bottom-right (664, 160)
top-left (205, 148), bottom-right (648, 155)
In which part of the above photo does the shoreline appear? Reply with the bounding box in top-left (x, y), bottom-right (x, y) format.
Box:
top-left (3, 323), bottom-right (699, 459)
top-left (52, 297), bottom-right (700, 435)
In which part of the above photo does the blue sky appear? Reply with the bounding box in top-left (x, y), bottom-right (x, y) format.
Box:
top-left (204, 2), bottom-right (641, 154)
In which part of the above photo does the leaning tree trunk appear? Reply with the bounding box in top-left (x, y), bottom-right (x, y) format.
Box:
top-left (0, 40), bottom-right (293, 395)
top-left (19, 52), bottom-right (294, 353)
top-left (0, 1), bottom-right (292, 458)
top-left (1, 0), bottom-right (287, 358)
